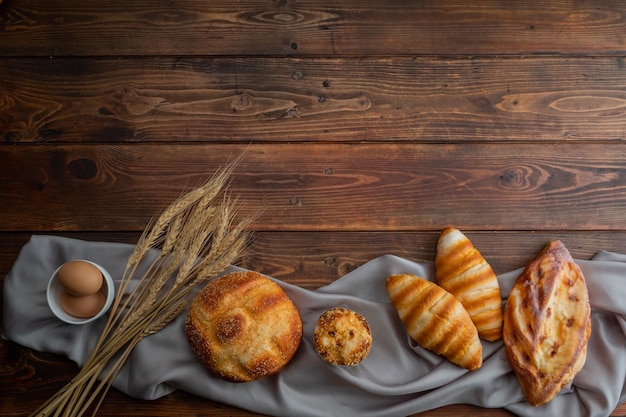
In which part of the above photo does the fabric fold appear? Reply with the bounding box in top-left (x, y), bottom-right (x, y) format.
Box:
top-left (3, 235), bottom-right (625, 417)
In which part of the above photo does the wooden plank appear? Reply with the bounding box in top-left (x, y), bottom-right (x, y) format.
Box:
top-left (3, 56), bottom-right (626, 143)
top-left (1, 143), bottom-right (626, 232)
top-left (2, 231), bottom-right (626, 288)
top-left (1, 0), bottom-right (625, 56)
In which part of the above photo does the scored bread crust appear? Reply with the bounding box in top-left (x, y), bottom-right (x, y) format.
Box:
top-left (435, 227), bottom-right (503, 342)
top-left (386, 273), bottom-right (483, 371)
top-left (185, 271), bottom-right (303, 382)
top-left (503, 240), bottom-right (591, 406)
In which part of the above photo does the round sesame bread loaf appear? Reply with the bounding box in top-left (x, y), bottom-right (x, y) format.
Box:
top-left (185, 271), bottom-right (303, 382)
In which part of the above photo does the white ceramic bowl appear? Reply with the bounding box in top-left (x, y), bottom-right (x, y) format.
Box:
top-left (46, 260), bottom-right (115, 325)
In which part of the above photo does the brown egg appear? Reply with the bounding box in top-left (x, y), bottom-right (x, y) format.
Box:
top-left (56, 260), bottom-right (103, 296)
top-left (59, 290), bottom-right (107, 318)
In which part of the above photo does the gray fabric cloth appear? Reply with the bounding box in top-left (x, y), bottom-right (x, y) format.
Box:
top-left (3, 235), bottom-right (626, 417)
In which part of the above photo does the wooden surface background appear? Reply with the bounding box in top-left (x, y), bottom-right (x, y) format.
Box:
top-left (1, 0), bottom-right (626, 416)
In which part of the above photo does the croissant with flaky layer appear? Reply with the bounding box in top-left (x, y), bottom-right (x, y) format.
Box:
top-left (503, 240), bottom-right (591, 406)
top-left (386, 273), bottom-right (483, 371)
top-left (435, 227), bottom-right (503, 342)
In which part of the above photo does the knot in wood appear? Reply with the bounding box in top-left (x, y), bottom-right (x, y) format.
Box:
top-left (67, 158), bottom-right (97, 180)
top-left (234, 94), bottom-right (252, 109)
top-left (499, 167), bottom-right (531, 190)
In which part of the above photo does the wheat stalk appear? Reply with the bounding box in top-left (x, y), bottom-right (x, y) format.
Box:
top-left (30, 157), bottom-right (253, 417)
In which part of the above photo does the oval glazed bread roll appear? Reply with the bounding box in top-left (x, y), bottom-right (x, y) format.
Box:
top-left (503, 240), bottom-right (591, 406)
top-left (185, 271), bottom-right (303, 382)
top-left (386, 273), bottom-right (483, 371)
top-left (435, 227), bottom-right (503, 342)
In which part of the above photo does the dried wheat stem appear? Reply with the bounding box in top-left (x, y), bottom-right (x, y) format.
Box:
top-left (80, 338), bottom-right (140, 417)
top-left (31, 152), bottom-right (253, 417)
top-left (79, 295), bottom-right (188, 417)
top-left (84, 255), bottom-right (160, 370)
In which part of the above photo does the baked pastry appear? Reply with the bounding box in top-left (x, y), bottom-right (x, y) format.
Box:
top-left (503, 240), bottom-right (591, 406)
top-left (185, 271), bottom-right (303, 382)
top-left (435, 227), bottom-right (503, 341)
top-left (386, 273), bottom-right (483, 371)
top-left (314, 307), bottom-right (372, 366)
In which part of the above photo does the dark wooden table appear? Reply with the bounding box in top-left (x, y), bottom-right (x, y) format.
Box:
top-left (2, 0), bottom-right (626, 416)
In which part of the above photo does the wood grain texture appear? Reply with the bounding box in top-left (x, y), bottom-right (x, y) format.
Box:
top-left (3, 231), bottom-right (626, 289)
top-left (2, 0), bottom-right (626, 415)
top-left (2, 57), bottom-right (626, 143)
top-left (0, 0), bottom-right (625, 56)
top-left (2, 143), bottom-right (626, 232)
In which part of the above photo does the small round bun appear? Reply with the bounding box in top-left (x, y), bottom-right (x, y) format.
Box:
top-left (185, 271), bottom-right (303, 382)
top-left (314, 307), bottom-right (372, 366)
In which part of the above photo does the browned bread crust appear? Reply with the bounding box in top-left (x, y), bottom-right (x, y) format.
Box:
top-left (185, 271), bottom-right (303, 382)
top-left (386, 273), bottom-right (483, 371)
top-left (435, 227), bottom-right (503, 342)
top-left (503, 240), bottom-right (591, 406)
top-left (314, 307), bottom-right (372, 366)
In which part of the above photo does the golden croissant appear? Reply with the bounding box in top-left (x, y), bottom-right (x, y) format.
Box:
top-left (503, 240), bottom-right (591, 406)
top-left (435, 227), bottom-right (503, 342)
top-left (386, 273), bottom-right (483, 371)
